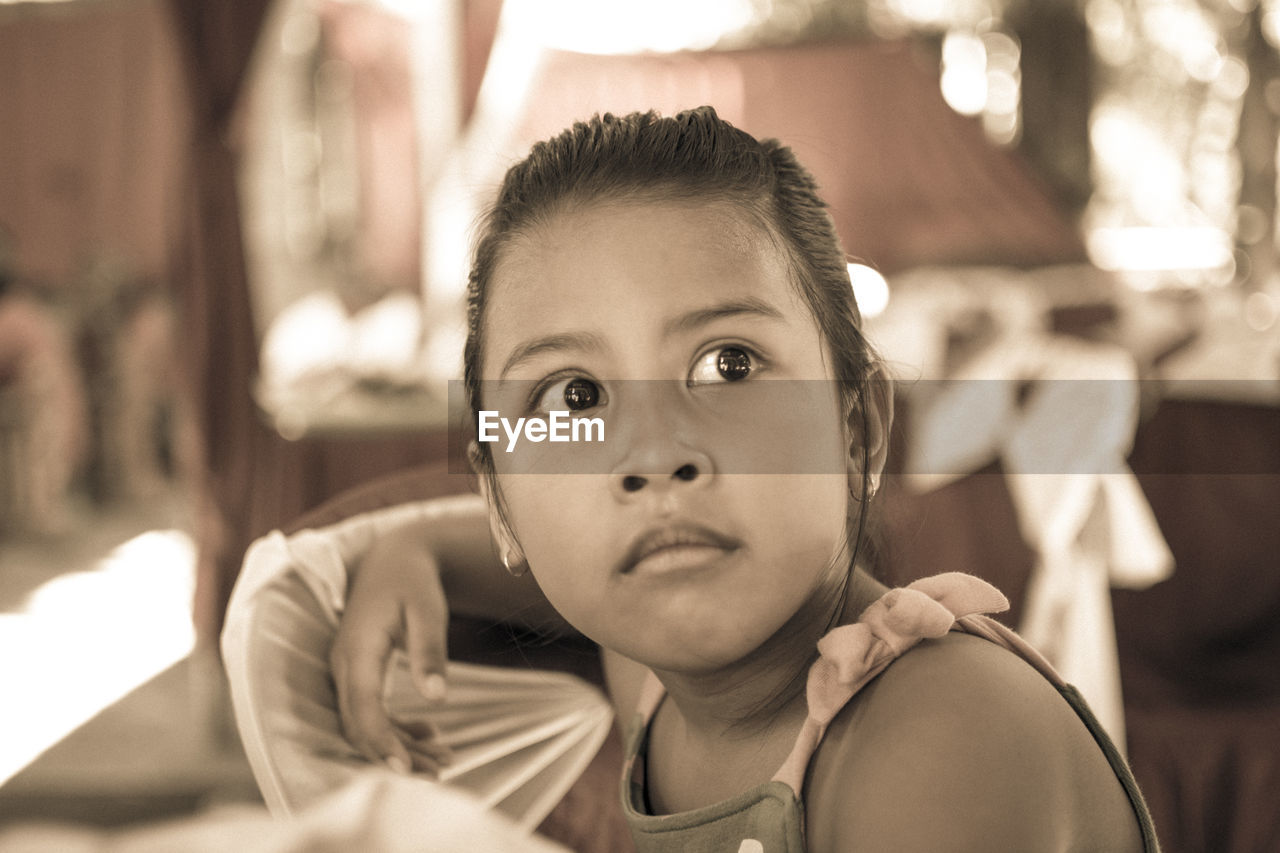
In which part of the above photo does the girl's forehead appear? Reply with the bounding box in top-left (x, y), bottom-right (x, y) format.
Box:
top-left (489, 198), bottom-right (792, 310)
top-left (523, 196), bottom-right (771, 262)
top-left (477, 196), bottom-right (834, 383)
top-left (479, 199), bottom-right (822, 371)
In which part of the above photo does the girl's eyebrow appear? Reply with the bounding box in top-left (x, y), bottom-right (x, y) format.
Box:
top-left (499, 331), bottom-right (607, 378)
top-left (498, 299), bottom-right (782, 378)
top-left (663, 297), bottom-right (785, 338)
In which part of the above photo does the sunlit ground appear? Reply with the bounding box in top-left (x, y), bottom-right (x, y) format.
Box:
top-left (0, 529), bottom-right (196, 786)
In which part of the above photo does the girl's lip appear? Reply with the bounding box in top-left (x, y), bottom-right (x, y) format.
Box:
top-left (616, 523), bottom-right (742, 575)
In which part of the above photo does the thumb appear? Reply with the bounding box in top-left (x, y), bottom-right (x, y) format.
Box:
top-left (405, 605), bottom-right (448, 704)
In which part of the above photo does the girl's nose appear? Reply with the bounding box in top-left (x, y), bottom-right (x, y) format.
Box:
top-left (607, 383), bottom-right (715, 500)
top-left (609, 437), bottom-right (715, 500)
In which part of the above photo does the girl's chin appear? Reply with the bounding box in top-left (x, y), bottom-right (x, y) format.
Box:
top-left (607, 625), bottom-right (785, 676)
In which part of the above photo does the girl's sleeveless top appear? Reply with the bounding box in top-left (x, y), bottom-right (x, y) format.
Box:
top-left (619, 573), bottom-right (1160, 853)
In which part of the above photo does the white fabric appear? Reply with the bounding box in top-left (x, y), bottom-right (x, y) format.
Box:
top-left (221, 498), bottom-right (613, 833)
top-left (902, 333), bottom-right (1175, 749)
top-left (0, 774), bottom-right (571, 852)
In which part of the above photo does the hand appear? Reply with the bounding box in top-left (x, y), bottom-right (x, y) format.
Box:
top-left (330, 526), bottom-right (455, 776)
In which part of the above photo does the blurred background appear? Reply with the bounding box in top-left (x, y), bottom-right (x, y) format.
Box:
top-left (1, 1), bottom-right (1278, 851)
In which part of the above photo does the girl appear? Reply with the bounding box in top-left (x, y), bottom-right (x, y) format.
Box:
top-left (327, 107), bottom-right (1158, 851)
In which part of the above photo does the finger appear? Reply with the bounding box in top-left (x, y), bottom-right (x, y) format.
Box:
top-left (403, 749), bottom-right (444, 778)
top-left (332, 632), bottom-right (408, 770)
top-left (404, 603), bottom-right (449, 703)
top-left (407, 739), bottom-right (454, 768)
top-left (398, 719), bottom-right (454, 764)
top-left (398, 717), bottom-right (443, 742)
top-left (404, 753), bottom-right (445, 778)
top-left (403, 735), bottom-right (454, 774)
top-left (377, 729), bottom-right (451, 778)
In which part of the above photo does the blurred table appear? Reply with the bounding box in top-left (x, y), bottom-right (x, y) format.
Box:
top-left (244, 375), bottom-right (459, 555)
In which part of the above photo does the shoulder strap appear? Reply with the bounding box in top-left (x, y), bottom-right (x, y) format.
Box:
top-left (634, 669), bottom-right (666, 726)
top-left (954, 612), bottom-right (1066, 687)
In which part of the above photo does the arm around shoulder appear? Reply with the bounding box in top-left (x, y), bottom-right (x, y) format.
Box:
top-left (327, 493), bottom-right (577, 770)
top-left (355, 493), bottom-right (569, 633)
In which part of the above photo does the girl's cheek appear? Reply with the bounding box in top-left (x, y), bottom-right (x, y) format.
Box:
top-left (686, 382), bottom-right (847, 474)
top-left (499, 475), bottom-right (599, 557)
top-left (487, 424), bottom-right (613, 476)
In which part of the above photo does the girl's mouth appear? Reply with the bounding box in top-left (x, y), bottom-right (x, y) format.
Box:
top-left (616, 523), bottom-right (742, 575)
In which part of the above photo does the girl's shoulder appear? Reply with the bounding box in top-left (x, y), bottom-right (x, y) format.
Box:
top-left (803, 630), bottom-right (1144, 852)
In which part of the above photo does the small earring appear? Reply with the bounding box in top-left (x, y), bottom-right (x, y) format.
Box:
top-left (851, 473), bottom-right (880, 502)
top-left (501, 545), bottom-right (527, 577)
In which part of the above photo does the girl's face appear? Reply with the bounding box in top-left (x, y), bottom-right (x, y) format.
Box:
top-left (480, 199), bottom-right (853, 673)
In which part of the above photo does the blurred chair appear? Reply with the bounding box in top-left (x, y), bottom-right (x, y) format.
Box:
top-left (1118, 400), bottom-right (1280, 853)
top-left (0, 381), bottom-right (25, 526)
top-left (878, 388), bottom-right (1280, 853)
top-left (0, 291), bottom-right (89, 534)
top-left (895, 330), bottom-right (1173, 748)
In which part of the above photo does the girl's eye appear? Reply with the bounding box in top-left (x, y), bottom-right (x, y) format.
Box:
top-left (535, 376), bottom-right (602, 413)
top-left (689, 346), bottom-right (755, 385)
top-left (563, 377), bottom-right (599, 409)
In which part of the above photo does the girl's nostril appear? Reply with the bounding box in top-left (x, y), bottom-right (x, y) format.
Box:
top-left (622, 475), bottom-right (647, 492)
top-left (674, 464), bottom-right (698, 481)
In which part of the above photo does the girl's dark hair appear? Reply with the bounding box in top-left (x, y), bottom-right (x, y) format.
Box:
top-left (465, 107), bottom-right (886, 674)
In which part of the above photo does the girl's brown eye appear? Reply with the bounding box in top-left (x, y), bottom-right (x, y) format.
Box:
top-left (562, 378), bottom-right (599, 410)
top-left (689, 346), bottom-right (757, 385)
top-left (717, 347), bottom-right (752, 381)
top-left (534, 376), bottom-right (603, 415)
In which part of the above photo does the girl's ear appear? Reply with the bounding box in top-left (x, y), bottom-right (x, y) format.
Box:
top-left (466, 440), bottom-right (486, 477)
top-left (846, 363), bottom-right (894, 496)
top-left (473, 455), bottom-right (527, 574)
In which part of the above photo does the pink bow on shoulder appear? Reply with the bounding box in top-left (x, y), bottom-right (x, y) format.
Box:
top-left (806, 573), bottom-right (1009, 725)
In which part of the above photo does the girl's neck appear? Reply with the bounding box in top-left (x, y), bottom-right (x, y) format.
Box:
top-left (651, 565), bottom-right (888, 743)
